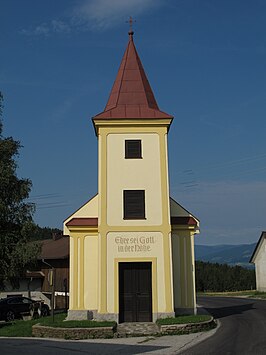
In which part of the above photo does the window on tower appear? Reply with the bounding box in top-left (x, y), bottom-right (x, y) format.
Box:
top-left (123, 190), bottom-right (145, 219)
top-left (125, 140), bottom-right (142, 159)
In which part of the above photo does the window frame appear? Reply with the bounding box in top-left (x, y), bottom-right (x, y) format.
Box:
top-left (125, 140), bottom-right (142, 159)
top-left (123, 190), bottom-right (146, 220)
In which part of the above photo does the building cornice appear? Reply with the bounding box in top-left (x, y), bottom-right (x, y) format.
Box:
top-left (92, 118), bottom-right (173, 136)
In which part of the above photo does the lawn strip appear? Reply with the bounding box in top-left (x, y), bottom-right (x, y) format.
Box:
top-left (156, 315), bottom-right (211, 326)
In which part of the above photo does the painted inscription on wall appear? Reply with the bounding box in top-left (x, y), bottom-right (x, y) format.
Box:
top-left (115, 236), bottom-right (156, 253)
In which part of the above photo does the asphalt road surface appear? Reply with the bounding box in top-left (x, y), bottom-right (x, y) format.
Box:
top-left (0, 330), bottom-right (210, 355)
top-left (0, 337), bottom-right (170, 355)
top-left (181, 295), bottom-right (266, 355)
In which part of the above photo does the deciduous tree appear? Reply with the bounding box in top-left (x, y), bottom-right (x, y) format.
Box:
top-left (0, 93), bottom-right (40, 289)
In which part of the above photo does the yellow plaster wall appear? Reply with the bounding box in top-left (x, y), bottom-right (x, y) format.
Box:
top-left (69, 236), bottom-right (79, 310)
top-left (96, 124), bottom-right (174, 315)
top-left (171, 231), bottom-right (196, 311)
top-left (106, 133), bottom-right (162, 226)
top-left (98, 134), bottom-right (103, 226)
top-left (68, 232), bottom-right (98, 311)
top-left (97, 232), bottom-right (107, 313)
top-left (84, 235), bottom-right (98, 309)
top-left (164, 134), bottom-right (171, 224)
top-left (69, 237), bottom-right (75, 309)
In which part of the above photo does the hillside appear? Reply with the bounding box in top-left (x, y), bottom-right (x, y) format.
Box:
top-left (195, 243), bottom-right (256, 268)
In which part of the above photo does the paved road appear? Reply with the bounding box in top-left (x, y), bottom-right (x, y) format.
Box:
top-left (0, 337), bottom-right (167, 355)
top-left (0, 331), bottom-right (214, 355)
top-left (181, 296), bottom-right (266, 355)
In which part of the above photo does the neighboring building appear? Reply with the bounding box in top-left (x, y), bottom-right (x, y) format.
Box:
top-left (64, 30), bottom-right (200, 322)
top-left (0, 234), bottom-right (69, 309)
top-left (40, 234), bottom-right (69, 309)
top-left (250, 232), bottom-right (266, 292)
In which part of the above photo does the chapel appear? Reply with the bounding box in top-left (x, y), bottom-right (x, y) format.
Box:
top-left (64, 29), bottom-right (199, 322)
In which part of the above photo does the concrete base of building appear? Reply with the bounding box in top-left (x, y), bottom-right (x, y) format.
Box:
top-left (93, 311), bottom-right (119, 322)
top-left (155, 312), bottom-right (175, 321)
top-left (67, 310), bottom-right (119, 322)
top-left (66, 310), bottom-right (178, 322)
top-left (174, 307), bottom-right (197, 316)
top-left (66, 309), bottom-right (95, 321)
top-left (93, 311), bottom-right (176, 323)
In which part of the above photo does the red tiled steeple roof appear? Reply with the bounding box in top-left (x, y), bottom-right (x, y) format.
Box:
top-left (94, 32), bottom-right (173, 120)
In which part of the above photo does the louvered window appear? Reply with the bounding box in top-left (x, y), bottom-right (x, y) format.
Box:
top-left (123, 190), bottom-right (145, 219)
top-left (125, 140), bottom-right (142, 159)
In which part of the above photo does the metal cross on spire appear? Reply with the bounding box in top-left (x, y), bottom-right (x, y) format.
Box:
top-left (126, 16), bottom-right (136, 35)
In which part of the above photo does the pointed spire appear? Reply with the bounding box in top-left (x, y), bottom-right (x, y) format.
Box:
top-left (94, 32), bottom-right (173, 119)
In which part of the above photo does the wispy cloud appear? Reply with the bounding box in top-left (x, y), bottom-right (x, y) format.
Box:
top-left (51, 20), bottom-right (71, 34)
top-left (20, 24), bottom-right (50, 36)
top-left (20, 0), bottom-right (163, 36)
top-left (20, 20), bottom-right (71, 37)
top-left (72, 0), bottom-right (162, 30)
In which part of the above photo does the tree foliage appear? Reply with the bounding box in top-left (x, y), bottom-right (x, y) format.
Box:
top-left (196, 261), bottom-right (255, 292)
top-left (0, 93), bottom-right (40, 290)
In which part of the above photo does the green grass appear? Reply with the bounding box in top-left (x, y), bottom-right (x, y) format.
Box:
top-left (198, 290), bottom-right (266, 299)
top-left (0, 318), bottom-right (37, 337)
top-left (0, 316), bottom-right (45, 337)
top-left (250, 291), bottom-right (266, 299)
top-left (0, 313), bottom-right (116, 337)
top-left (156, 314), bottom-right (211, 326)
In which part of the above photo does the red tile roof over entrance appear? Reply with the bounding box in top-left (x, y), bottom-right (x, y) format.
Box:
top-left (94, 32), bottom-right (173, 120)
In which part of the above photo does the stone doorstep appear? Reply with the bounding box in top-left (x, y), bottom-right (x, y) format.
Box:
top-left (117, 322), bottom-right (160, 337)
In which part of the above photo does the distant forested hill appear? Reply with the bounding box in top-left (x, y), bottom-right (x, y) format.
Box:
top-left (195, 243), bottom-right (256, 268)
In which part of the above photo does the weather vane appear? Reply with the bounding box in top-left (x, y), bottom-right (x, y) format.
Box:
top-left (126, 16), bottom-right (136, 34)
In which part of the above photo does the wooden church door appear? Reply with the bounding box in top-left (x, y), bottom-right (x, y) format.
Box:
top-left (119, 262), bottom-right (152, 323)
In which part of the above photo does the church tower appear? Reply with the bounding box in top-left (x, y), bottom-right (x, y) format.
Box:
top-left (93, 29), bottom-right (174, 321)
top-left (64, 30), bottom-right (199, 322)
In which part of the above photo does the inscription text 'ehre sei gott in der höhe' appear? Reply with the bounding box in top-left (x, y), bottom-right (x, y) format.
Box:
top-left (115, 236), bottom-right (156, 252)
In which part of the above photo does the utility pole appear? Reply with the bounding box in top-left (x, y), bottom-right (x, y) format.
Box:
top-left (63, 278), bottom-right (68, 313)
top-left (42, 259), bottom-right (55, 322)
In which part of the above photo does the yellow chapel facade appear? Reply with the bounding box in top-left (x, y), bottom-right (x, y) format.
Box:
top-left (64, 31), bottom-right (199, 322)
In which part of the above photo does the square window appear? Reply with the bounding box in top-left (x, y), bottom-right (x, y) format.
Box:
top-left (124, 190), bottom-right (145, 219)
top-left (125, 140), bottom-right (142, 159)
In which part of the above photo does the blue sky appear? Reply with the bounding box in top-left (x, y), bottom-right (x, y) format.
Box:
top-left (1, 0), bottom-right (266, 245)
